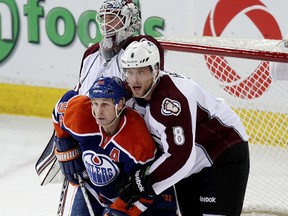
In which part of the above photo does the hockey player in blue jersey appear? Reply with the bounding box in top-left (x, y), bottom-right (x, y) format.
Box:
top-left (53, 76), bottom-right (178, 215)
top-left (35, 1), bottom-right (168, 214)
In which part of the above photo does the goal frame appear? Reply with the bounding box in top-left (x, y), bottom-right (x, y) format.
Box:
top-left (158, 36), bottom-right (288, 62)
top-left (158, 36), bottom-right (288, 216)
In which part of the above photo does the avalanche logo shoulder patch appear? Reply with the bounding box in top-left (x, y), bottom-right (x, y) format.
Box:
top-left (83, 150), bottom-right (120, 186)
top-left (161, 98), bottom-right (181, 116)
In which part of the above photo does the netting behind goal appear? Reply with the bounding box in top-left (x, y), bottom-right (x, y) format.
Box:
top-left (159, 36), bottom-right (288, 216)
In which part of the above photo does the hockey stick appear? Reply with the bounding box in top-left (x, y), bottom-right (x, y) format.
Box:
top-left (173, 185), bottom-right (182, 216)
top-left (77, 174), bottom-right (95, 216)
top-left (57, 178), bottom-right (69, 216)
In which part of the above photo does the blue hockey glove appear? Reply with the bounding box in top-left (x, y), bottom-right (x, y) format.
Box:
top-left (116, 169), bottom-right (156, 209)
top-left (54, 136), bottom-right (85, 185)
top-left (102, 207), bottom-right (129, 216)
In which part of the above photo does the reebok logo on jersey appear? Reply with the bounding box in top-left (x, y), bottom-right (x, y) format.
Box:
top-left (135, 170), bottom-right (145, 192)
top-left (199, 196), bottom-right (216, 203)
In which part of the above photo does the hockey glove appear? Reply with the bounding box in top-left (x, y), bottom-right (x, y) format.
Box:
top-left (116, 169), bottom-right (156, 209)
top-left (54, 136), bottom-right (86, 185)
top-left (102, 207), bottom-right (129, 216)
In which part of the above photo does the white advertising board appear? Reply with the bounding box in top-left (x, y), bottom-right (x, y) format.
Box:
top-left (1, 0), bottom-right (288, 89)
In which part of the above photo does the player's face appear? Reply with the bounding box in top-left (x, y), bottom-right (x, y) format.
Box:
top-left (91, 98), bottom-right (116, 127)
top-left (125, 66), bottom-right (154, 98)
top-left (100, 14), bottom-right (124, 35)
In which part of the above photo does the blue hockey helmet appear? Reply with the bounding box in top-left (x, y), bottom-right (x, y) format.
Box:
top-left (89, 76), bottom-right (128, 105)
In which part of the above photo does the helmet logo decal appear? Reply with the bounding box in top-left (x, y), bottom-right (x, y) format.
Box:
top-left (140, 57), bottom-right (149, 63)
top-left (161, 98), bottom-right (181, 116)
top-left (97, 80), bottom-right (105, 85)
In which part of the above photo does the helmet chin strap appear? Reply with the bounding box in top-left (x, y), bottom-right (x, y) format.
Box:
top-left (91, 102), bottom-right (126, 128)
top-left (102, 104), bottom-right (126, 128)
top-left (140, 70), bottom-right (160, 99)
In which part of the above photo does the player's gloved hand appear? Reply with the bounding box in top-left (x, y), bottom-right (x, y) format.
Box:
top-left (54, 136), bottom-right (85, 185)
top-left (102, 207), bottom-right (129, 216)
top-left (116, 169), bottom-right (156, 209)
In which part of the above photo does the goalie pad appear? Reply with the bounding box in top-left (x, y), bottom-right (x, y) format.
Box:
top-left (35, 131), bottom-right (64, 186)
top-left (35, 90), bottom-right (79, 186)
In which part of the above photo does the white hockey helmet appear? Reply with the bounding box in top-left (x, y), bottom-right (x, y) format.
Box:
top-left (121, 38), bottom-right (160, 71)
top-left (96, 0), bottom-right (141, 45)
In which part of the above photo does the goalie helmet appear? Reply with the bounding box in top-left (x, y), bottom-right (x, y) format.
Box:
top-left (96, 0), bottom-right (141, 45)
top-left (89, 76), bottom-right (127, 105)
top-left (121, 38), bottom-right (160, 70)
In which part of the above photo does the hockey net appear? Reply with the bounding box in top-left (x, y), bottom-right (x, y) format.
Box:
top-left (158, 36), bottom-right (288, 216)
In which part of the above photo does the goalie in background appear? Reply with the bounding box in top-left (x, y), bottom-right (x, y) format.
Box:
top-left (74, 0), bottom-right (164, 97)
top-left (53, 76), bottom-right (178, 215)
top-left (270, 39), bottom-right (288, 81)
top-left (116, 38), bottom-right (250, 216)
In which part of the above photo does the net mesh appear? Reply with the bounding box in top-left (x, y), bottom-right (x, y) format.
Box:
top-left (161, 37), bottom-right (288, 215)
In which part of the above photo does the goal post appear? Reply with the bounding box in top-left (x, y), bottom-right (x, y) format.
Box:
top-left (158, 36), bottom-right (288, 215)
top-left (158, 36), bottom-right (288, 62)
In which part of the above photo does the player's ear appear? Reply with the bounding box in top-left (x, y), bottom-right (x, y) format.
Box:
top-left (118, 98), bottom-right (125, 110)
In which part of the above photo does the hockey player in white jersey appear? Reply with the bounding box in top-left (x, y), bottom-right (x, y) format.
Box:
top-left (74, 0), bottom-right (164, 95)
top-left (117, 39), bottom-right (250, 216)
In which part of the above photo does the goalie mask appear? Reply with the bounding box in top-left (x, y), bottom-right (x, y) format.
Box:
top-left (96, 0), bottom-right (141, 60)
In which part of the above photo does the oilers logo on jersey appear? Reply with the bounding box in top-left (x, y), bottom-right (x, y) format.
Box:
top-left (83, 150), bottom-right (120, 186)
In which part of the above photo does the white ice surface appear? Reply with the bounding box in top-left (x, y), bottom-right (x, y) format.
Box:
top-left (0, 114), bottom-right (61, 216)
top-left (0, 114), bottom-right (285, 216)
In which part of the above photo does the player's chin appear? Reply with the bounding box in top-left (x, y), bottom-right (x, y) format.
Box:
top-left (96, 119), bottom-right (107, 126)
top-left (132, 92), bottom-right (143, 98)
top-left (131, 89), bottom-right (143, 98)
